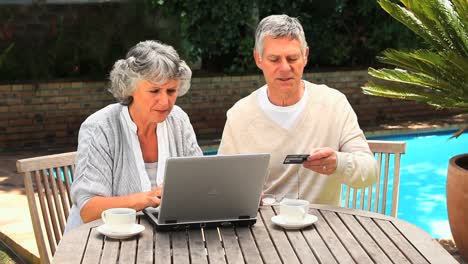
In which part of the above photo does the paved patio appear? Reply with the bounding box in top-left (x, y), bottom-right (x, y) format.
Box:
top-left (0, 148), bottom-right (75, 264)
top-left (0, 113), bottom-right (465, 263)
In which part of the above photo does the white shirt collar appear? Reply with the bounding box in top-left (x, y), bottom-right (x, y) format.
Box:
top-left (121, 105), bottom-right (138, 133)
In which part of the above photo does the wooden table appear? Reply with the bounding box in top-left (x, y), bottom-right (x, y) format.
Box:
top-left (53, 204), bottom-right (456, 263)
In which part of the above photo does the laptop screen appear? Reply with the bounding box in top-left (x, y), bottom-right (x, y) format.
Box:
top-left (149, 153), bottom-right (270, 228)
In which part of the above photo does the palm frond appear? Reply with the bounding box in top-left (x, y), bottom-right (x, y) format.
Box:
top-left (406, 0), bottom-right (464, 52)
top-left (363, 81), bottom-right (463, 108)
top-left (452, 0), bottom-right (468, 30)
top-left (368, 67), bottom-right (460, 94)
top-left (377, 0), bottom-right (447, 50)
top-left (377, 49), bottom-right (468, 90)
top-left (445, 51), bottom-right (468, 85)
top-left (448, 125), bottom-right (468, 139)
top-left (380, 0), bottom-right (468, 55)
top-left (425, 0), bottom-right (468, 56)
top-left (365, 0), bottom-right (467, 111)
top-left (364, 79), bottom-right (442, 100)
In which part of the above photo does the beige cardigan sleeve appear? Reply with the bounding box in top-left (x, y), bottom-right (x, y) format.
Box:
top-left (331, 97), bottom-right (378, 189)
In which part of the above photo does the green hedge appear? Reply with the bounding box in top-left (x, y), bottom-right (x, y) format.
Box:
top-left (0, 0), bottom-right (423, 81)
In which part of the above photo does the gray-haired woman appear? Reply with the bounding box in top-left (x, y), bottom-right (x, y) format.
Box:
top-left (65, 40), bottom-right (203, 232)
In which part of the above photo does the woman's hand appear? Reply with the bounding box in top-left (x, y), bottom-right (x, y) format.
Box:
top-left (130, 186), bottom-right (163, 211)
top-left (303, 147), bottom-right (337, 175)
top-left (80, 186), bottom-right (163, 223)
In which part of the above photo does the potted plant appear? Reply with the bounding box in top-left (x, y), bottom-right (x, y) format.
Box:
top-left (361, 0), bottom-right (467, 260)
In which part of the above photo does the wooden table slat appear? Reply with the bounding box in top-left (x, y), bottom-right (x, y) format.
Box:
top-left (235, 226), bottom-right (263, 264)
top-left (355, 216), bottom-right (410, 264)
top-left (311, 204), bottom-right (393, 220)
top-left (136, 218), bottom-right (154, 264)
top-left (339, 213), bottom-right (392, 264)
top-left (220, 227), bottom-right (245, 264)
top-left (260, 206), bottom-right (300, 264)
top-left (51, 222), bottom-right (91, 264)
top-left (100, 238), bottom-right (119, 264)
top-left (310, 209), bottom-right (355, 264)
top-left (274, 207), bottom-right (319, 264)
top-left (250, 208), bottom-right (281, 264)
top-left (154, 229), bottom-right (171, 264)
top-left (188, 229), bottom-right (209, 264)
top-left (119, 217), bottom-right (144, 263)
top-left (204, 228), bottom-right (227, 263)
top-left (284, 228), bottom-right (319, 264)
top-left (119, 235), bottom-right (138, 264)
top-left (321, 210), bottom-right (373, 264)
top-left (301, 214), bottom-right (338, 264)
top-left (172, 230), bottom-right (190, 264)
top-left (375, 219), bottom-right (429, 264)
top-left (81, 228), bottom-right (104, 263)
top-left (391, 220), bottom-right (459, 264)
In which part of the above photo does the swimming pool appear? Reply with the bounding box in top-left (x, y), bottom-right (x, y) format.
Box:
top-left (368, 129), bottom-right (468, 238)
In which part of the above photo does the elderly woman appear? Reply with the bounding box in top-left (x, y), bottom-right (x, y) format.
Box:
top-left (65, 40), bottom-right (202, 232)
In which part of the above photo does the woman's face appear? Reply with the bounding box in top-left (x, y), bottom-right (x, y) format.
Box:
top-left (130, 79), bottom-right (179, 124)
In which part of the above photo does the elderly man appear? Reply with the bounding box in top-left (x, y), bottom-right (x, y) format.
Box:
top-left (219, 14), bottom-right (377, 206)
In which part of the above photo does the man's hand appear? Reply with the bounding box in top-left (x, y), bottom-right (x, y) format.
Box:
top-left (303, 147), bottom-right (337, 175)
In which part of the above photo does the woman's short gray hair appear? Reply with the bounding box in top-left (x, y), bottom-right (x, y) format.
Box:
top-left (254, 14), bottom-right (308, 57)
top-left (109, 40), bottom-right (192, 104)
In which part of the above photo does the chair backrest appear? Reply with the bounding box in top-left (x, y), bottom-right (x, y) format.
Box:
top-left (16, 152), bottom-right (76, 264)
top-left (342, 140), bottom-right (406, 217)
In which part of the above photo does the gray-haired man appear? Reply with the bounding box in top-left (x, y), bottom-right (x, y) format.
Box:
top-left (219, 14), bottom-right (377, 206)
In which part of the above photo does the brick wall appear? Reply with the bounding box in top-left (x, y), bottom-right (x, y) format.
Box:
top-left (0, 70), bottom-right (460, 151)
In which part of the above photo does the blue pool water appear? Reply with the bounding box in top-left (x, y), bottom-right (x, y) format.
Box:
top-left (368, 129), bottom-right (467, 238)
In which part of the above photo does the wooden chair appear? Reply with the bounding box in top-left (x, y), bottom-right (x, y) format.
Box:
top-left (16, 152), bottom-right (76, 264)
top-left (342, 140), bottom-right (406, 217)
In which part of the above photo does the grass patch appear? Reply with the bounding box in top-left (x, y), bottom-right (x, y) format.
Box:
top-left (0, 251), bottom-right (15, 264)
top-left (0, 242), bottom-right (20, 264)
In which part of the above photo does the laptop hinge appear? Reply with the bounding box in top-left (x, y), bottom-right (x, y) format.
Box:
top-left (165, 220), bottom-right (177, 224)
top-left (238, 215), bottom-right (250, 219)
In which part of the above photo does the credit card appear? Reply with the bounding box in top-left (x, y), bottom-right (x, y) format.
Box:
top-left (283, 154), bottom-right (310, 164)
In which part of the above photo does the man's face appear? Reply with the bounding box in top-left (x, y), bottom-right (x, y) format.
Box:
top-left (254, 36), bottom-right (308, 97)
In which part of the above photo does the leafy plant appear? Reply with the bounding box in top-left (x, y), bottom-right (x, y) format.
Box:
top-left (0, 43), bottom-right (14, 67)
top-left (362, 0), bottom-right (467, 137)
top-left (156, 0), bottom-right (258, 73)
top-left (0, 1), bottom-right (165, 81)
top-left (0, 0), bottom-right (436, 80)
top-left (153, 0), bottom-right (422, 74)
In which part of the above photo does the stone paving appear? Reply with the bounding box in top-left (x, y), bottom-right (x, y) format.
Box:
top-left (0, 113), bottom-right (465, 263)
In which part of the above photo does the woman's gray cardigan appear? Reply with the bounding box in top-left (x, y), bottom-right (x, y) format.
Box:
top-left (65, 103), bottom-right (202, 232)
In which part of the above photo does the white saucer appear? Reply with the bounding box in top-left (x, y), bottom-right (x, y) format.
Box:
top-left (96, 224), bottom-right (145, 239)
top-left (271, 214), bottom-right (318, 229)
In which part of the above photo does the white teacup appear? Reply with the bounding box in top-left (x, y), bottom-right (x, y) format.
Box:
top-left (279, 199), bottom-right (310, 224)
top-left (101, 208), bottom-right (136, 232)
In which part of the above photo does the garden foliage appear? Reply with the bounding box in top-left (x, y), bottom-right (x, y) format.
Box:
top-left (0, 0), bottom-right (423, 81)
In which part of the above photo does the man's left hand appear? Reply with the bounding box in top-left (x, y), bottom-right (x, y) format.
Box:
top-left (303, 147), bottom-right (337, 175)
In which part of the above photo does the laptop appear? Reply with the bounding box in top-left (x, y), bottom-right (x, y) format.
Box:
top-left (143, 153), bottom-right (270, 230)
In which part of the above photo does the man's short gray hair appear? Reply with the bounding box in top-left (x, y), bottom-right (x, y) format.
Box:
top-left (254, 14), bottom-right (308, 57)
top-left (109, 40), bottom-right (191, 104)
